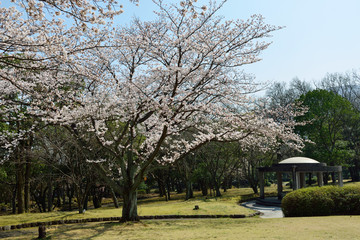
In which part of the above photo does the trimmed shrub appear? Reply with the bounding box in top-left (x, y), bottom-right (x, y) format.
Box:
top-left (282, 185), bottom-right (360, 217)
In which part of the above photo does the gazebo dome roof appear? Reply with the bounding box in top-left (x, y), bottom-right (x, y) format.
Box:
top-left (279, 157), bottom-right (320, 164)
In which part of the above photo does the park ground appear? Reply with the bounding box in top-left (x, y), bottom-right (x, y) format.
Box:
top-left (1, 182), bottom-right (360, 239)
top-left (2, 216), bottom-right (360, 239)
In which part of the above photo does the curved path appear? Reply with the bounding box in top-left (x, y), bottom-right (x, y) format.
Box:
top-left (242, 201), bottom-right (283, 218)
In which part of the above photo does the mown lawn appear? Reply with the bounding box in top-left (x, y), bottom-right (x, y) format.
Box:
top-left (2, 216), bottom-right (360, 240)
top-left (1, 182), bottom-right (358, 239)
top-left (0, 186), bottom-right (274, 227)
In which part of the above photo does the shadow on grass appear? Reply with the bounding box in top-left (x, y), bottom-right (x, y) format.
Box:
top-left (46, 221), bottom-right (143, 240)
top-left (0, 222), bottom-right (136, 240)
top-left (0, 227), bottom-right (37, 239)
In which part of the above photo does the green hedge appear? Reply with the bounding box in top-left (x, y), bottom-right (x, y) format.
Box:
top-left (282, 185), bottom-right (360, 217)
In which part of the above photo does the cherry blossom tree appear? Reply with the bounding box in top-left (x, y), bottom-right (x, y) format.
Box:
top-left (52, 0), bottom-right (305, 221)
top-left (0, 0), bottom-right (203, 158)
top-left (0, 0), bottom-right (138, 213)
top-left (0, 0), bottom-right (138, 160)
top-left (1, 0), bottom-right (305, 221)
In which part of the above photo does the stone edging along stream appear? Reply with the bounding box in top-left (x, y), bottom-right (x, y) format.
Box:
top-left (0, 212), bottom-right (260, 231)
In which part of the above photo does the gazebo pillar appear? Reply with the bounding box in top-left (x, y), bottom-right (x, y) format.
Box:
top-left (300, 173), bottom-right (306, 188)
top-left (308, 173), bottom-right (312, 186)
top-left (317, 172), bottom-right (324, 187)
top-left (277, 172), bottom-right (283, 199)
top-left (259, 171), bottom-right (265, 199)
top-left (292, 167), bottom-right (299, 190)
top-left (338, 171), bottom-right (343, 187)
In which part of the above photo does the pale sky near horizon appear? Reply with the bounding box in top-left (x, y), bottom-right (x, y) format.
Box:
top-left (119, 0), bottom-right (360, 87)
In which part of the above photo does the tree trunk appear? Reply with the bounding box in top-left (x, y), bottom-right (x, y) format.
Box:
top-left (56, 188), bottom-right (62, 208)
top-left (120, 134), bottom-right (144, 222)
top-left (76, 183), bottom-right (90, 214)
top-left (251, 185), bottom-right (258, 194)
top-left (24, 157), bottom-right (31, 212)
top-left (157, 177), bottom-right (165, 197)
top-left (214, 182), bottom-right (221, 197)
top-left (185, 181), bottom-right (193, 200)
top-left (24, 138), bottom-right (32, 213)
top-left (228, 176), bottom-right (233, 190)
top-left (200, 181), bottom-right (208, 196)
top-left (12, 185), bottom-right (17, 214)
top-left (166, 181), bottom-right (171, 201)
top-left (47, 180), bottom-right (53, 212)
top-left (62, 185), bottom-right (66, 207)
top-left (83, 194), bottom-right (89, 210)
top-left (67, 184), bottom-right (74, 211)
top-left (41, 187), bottom-right (47, 213)
top-left (164, 188), bottom-right (168, 202)
top-left (69, 194), bottom-right (72, 211)
top-left (222, 177), bottom-right (229, 192)
top-left (110, 187), bottom-right (119, 208)
top-left (16, 160), bottom-right (25, 214)
top-left (76, 194), bottom-right (84, 214)
top-left (247, 162), bottom-right (259, 194)
top-left (92, 186), bottom-right (103, 209)
top-left (176, 180), bottom-right (183, 194)
top-left (33, 193), bottom-right (43, 213)
top-left (121, 187), bottom-right (139, 222)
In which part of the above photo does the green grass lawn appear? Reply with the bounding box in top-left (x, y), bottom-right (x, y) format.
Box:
top-left (1, 182), bottom-right (358, 239)
top-left (0, 186), bottom-right (273, 227)
top-left (0, 198), bottom-right (255, 227)
top-left (2, 216), bottom-right (360, 240)
top-left (138, 198), bottom-right (254, 216)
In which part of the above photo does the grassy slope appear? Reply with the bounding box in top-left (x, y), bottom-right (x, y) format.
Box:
top-left (2, 216), bottom-right (360, 240)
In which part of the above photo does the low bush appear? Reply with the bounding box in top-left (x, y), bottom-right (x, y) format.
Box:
top-left (282, 185), bottom-right (360, 217)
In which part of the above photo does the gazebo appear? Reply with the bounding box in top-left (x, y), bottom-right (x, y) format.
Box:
top-left (257, 157), bottom-right (343, 200)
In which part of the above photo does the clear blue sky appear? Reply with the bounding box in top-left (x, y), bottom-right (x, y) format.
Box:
top-left (119, 0), bottom-right (360, 86)
top-left (4, 0), bottom-right (359, 86)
